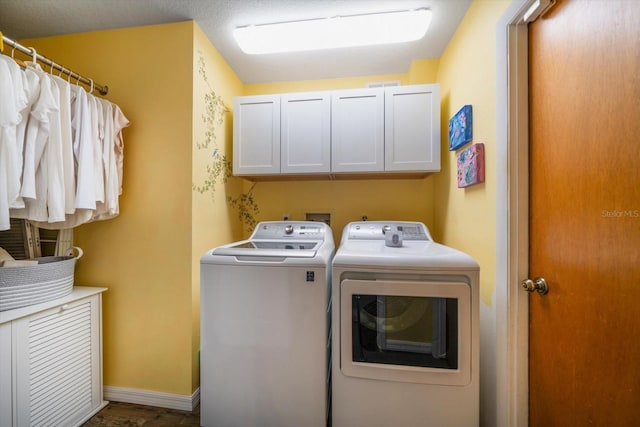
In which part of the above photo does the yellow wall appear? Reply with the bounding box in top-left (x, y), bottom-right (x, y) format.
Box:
top-left (434, 0), bottom-right (510, 305)
top-left (191, 24), bottom-right (245, 388)
top-left (409, 58), bottom-right (440, 84)
top-left (433, 2), bottom-right (510, 423)
top-left (248, 178), bottom-right (437, 244)
top-left (245, 59), bottom-right (439, 96)
top-left (21, 21), bottom-right (245, 397)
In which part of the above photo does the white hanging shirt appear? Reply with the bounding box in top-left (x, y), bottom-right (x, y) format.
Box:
top-left (0, 57), bottom-right (23, 230)
top-left (19, 63), bottom-right (57, 202)
top-left (112, 104), bottom-right (129, 196)
top-left (0, 56), bottom-right (27, 225)
top-left (13, 66), bottom-right (40, 210)
top-left (13, 65), bottom-right (62, 223)
top-left (94, 98), bottom-right (115, 219)
top-left (51, 75), bottom-right (76, 215)
top-left (70, 84), bottom-right (96, 210)
top-left (41, 75), bottom-right (65, 222)
top-left (91, 98), bottom-right (129, 221)
top-left (87, 94), bottom-right (105, 204)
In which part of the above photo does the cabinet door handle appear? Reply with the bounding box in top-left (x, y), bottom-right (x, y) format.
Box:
top-left (60, 304), bottom-right (71, 312)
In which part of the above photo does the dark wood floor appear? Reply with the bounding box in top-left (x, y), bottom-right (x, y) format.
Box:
top-left (82, 401), bottom-right (200, 426)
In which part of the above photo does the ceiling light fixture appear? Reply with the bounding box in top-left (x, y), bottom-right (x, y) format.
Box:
top-left (234, 9), bottom-right (432, 55)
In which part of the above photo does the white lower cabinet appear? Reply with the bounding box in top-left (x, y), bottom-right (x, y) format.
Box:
top-left (0, 287), bottom-right (107, 427)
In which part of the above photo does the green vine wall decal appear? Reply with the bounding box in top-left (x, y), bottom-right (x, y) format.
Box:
top-left (192, 51), bottom-right (259, 232)
top-left (227, 182), bottom-right (259, 232)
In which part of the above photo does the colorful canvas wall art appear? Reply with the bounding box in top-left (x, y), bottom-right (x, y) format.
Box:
top-left (449, 105), bottom-right (473, 151)
top-left (457, 143), bottom-right (485, 188)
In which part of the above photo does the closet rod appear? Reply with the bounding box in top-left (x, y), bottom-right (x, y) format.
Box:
top-left (1, 33), bottom-right (109, 95)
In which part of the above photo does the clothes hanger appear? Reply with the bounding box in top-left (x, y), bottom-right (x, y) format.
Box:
top-left (11, 45), bottom-right (26, 68)
top-left (89, 79), bottom-right (94, 94)
top-left (0, 32), bottom-right (4, 53)
top-left (28, 46), bottom-right (36, 64)
top-left (60, 67), bottom-right (72, 84)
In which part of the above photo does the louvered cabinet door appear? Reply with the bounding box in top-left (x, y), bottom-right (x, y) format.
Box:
top-left (0, 322), bottom-right (12, 426)
top-left (12, 294), bottom-right (103, 427)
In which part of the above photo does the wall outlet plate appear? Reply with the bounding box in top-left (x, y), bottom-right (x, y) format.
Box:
top-left (306, 213), bottom-right (330, 226)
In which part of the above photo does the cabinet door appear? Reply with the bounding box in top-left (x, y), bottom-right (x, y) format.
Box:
top-left (331, 88), bottom-right (384, 173)
top-left (0, 323), bottom-right (11, 426)
top-left (281, 92), bottom-right (331, 174)
top-left (233, 95), bottom-right (281, 175)
top-left (385, 84), bottom-right (440, 172)
top-left (13, 294), bottom-right (102, 427)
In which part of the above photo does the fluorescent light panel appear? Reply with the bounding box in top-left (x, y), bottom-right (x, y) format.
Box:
top-left (234, 9), bottom-right (432, 55)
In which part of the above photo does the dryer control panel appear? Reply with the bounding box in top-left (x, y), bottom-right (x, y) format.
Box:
top-left (343, 221), bottom-right (431, 242)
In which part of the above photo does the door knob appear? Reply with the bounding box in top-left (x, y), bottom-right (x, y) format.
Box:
top-left (521, 277), bottom-right (549, 295)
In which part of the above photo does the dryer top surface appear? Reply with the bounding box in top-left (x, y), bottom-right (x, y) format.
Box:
top-left (334, 221), bottom-right (478, 270)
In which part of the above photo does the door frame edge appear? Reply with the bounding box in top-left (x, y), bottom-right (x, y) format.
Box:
top-left (496, 1), bottom-right (535, 426)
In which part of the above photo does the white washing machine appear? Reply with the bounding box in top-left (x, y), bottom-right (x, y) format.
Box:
top-left (200, 221), bottom-right (334, 427)
top-left (331, 221), bottom-right (479, 427)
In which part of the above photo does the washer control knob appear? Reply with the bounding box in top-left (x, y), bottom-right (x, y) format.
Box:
top-left (383, 225), bottom-right (391, 234)
top-left (285, 225), bottom-right (294, 234)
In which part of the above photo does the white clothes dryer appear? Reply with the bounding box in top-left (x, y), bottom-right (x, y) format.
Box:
top-left (331, 221), bottom-right (479, 427)
top-left (200, 221), bottom-right (334, 427)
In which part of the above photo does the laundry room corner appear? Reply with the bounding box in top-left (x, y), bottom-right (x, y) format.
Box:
top-left (432, 1), bottom-right (511, 426)
top-left (191, 21), bottom-right (245, 392)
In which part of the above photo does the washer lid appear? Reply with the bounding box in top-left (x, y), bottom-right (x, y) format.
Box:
top-left (211, 240), bottom-right (321, 258)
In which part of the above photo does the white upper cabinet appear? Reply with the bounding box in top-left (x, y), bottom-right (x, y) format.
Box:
top-left (281, 92), bottom-right (331, 174)
top-left (233, 95), bottom-right (281, 175)
top-left (232, 84), bottom-right (441, 178)
top-left (331, 88), bottom-right (385, 173)
top-left (385, 84), bottom-right (440, 172)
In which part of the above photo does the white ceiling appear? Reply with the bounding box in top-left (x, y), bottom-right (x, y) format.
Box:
top-left (0, 0), bottom-right (471, 84)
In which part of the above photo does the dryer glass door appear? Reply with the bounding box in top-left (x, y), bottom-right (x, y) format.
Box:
top-left (351, 294), bottom-right (457, 369)
top-left (340, 279), bottom-right (471, 386)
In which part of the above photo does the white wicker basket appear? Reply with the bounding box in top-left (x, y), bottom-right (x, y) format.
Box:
top-left (0, 247), bottom-right (83, 312)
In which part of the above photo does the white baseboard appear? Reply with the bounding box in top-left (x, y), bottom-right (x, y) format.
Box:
top-left (103, 385), bottom-right (200, 411)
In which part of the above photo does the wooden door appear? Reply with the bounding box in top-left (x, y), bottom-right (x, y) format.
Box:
top-left (528, 0), bottom-right (640, 425)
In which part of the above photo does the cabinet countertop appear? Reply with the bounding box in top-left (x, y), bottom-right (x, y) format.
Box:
top-left (0, 286), bottom-right (107, 324)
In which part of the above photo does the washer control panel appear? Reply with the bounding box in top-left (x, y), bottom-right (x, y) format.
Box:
top-left (344, 221), bottom-right (431, 241)
top-left (252, 221), bottom-right (327, 240)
